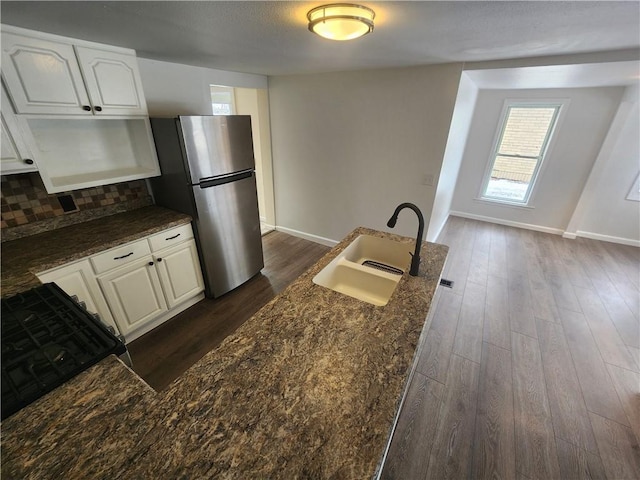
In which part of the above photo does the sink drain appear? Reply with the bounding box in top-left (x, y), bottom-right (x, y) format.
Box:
top-left (362, 260), bottom-right (404, 276)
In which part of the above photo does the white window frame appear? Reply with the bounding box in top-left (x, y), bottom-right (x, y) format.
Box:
top-left (626, 173), bottom-right (640, 201)
top-left (478, 99), bottom-right (567, 207)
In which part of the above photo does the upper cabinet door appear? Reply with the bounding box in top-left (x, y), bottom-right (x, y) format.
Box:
top-left (0, 114), bottom-right (37, 174)
top-left (1, 115), bottom-right (22, 166)
top-left (1, 32), bottom-right (92, 115)
top-left (75, 46), bottom-right (148, 116)
top-left (1, 83), bottom-right (38, 174)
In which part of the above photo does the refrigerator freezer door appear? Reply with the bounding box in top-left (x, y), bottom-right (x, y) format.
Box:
top-left (179, 115), bottom-right (255, 184)
top-left (192, 173), bottom-right (264, 297)
top-left (149, 117), bottom-right (196, 217)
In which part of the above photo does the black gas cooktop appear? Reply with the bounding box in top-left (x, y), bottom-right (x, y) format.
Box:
top-left (1, 283), bottom-right (126, 420)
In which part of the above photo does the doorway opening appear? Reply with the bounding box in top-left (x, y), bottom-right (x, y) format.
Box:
top-left (210, 85), bottom-right (275, 235)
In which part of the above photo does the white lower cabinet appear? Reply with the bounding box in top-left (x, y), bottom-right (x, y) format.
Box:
top-left (97, 257), bottom-right (168, 337)
top-left (154, 241), bottom-right (204, 309)
top-left (36, 223), bottom-right (205, 343)
top-left (37, 258), bottom-right (119, 332)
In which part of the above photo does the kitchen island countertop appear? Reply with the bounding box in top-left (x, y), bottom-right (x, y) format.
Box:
top-left (1, 205), bottom-right (192, 298)
top-left (1, 227), bottom-right (448, 479)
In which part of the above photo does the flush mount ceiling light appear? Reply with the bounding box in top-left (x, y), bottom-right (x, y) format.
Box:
top-left (307, 3), bottom-right (375, 41)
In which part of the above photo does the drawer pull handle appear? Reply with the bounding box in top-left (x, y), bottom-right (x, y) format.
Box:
top-left (113, 252), bottom-right (134, 260)
top-left (165, 233), bottom-right (181, 240)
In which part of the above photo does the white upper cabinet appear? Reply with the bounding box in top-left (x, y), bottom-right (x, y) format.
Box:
top-left (75, 46), bottom-right (147, 115)
top-left (0, 25), bottom-right (159, 188)
top-left (1, 26), bottom-right (147, 116)
top-left (1, 82), bottom-right (38, 174)
top-left (1, 32), bottom-right (91, 115)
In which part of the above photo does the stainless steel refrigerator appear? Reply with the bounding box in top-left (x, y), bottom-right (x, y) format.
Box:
top-left (149, 115), bottom-right (264, 298)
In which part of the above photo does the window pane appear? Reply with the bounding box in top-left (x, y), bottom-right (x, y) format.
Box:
top-left (212, 103), bottom-right (232, 115)
top-left (483, 105), bottom-right (559, 203)
top-left (498, 107), bottom-right (557, 157)
top-left (210, 85), bottom-right (235, 115)
top-left (485, 155), bottom-right (537, 201)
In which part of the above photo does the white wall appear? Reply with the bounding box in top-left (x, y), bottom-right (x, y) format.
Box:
top-left (451, 87), bottom-right (624, 232)
top-left (574, 86), bottom-right (640, 244)
top-left (137, 57), bottom-right (276, 227)
top-left (427, 72), bottom-right (478, 241)
top-left (235, 88), bottom-right (276, 227)
top-left (268, 63), bottom-right (463, 245)
top-left (137, 57), bottom-right (267, 116)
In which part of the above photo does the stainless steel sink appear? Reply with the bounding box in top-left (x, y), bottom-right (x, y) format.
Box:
top-left (312, 235), bottom-right (411, 306)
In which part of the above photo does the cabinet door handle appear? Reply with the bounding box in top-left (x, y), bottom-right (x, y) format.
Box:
top-left (113, 252), bottom-right (134, 260)
top-left (165, 233), bottom-right (181, 240)
top-left (24, 159), bottom-right (34, 165)
top-left (148, 261), bottom-right (154, 266)
top-left (156, 258), bottom-right (163, 262)
top-left (82, 105), bottom-right (91, 111)
top-left (94, 106), bottom-right (103, 112)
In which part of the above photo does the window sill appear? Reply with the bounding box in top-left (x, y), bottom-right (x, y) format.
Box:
top-left (474, 197), bottom-right (535, 210)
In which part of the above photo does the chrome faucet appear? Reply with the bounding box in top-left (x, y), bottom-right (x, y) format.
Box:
top-left (386, 203), bottom-right (425, 276)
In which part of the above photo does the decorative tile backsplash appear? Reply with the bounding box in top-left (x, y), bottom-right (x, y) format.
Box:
top-left (1, 173), bottom-right (152, 233)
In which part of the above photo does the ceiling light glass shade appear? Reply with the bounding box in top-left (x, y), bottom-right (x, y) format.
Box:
top-left (307, 4), bottom-right (375, 41)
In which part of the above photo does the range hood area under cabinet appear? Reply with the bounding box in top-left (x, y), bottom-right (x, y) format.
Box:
top-left (24, 117), bottom-right (160, 193)
top-left (0, 25), bottom-right (160, 193)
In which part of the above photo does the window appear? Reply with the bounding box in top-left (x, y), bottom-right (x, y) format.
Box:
top-left (481, 103), bottom-right (561, 205)
top-left (210, 85), bottom-right (236, 115)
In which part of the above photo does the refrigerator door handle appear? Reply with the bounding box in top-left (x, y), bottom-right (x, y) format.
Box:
top-left (199, 170), bottom-right (253, 188)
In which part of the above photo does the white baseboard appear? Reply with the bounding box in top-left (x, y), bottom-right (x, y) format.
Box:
top-left (260, 222), bottom-right (275, 235)
top-left (449, 211), bottom-right (564, 235)
top-left (575, 230), bottom-right (640, 247)
top-left (275, 226), bottom-right (338, 247)
top-left (448, 211), bottom-right (640, 247)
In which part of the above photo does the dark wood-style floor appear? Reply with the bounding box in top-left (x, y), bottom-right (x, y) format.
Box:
top-left (382, 216), bottom-right (640, 480)
top-left (127, 230), bottom-right (330, 390)
top-left (129, 219), bottom-right (640, 479)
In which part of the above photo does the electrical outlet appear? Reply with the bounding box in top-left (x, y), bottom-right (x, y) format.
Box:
top-left (421, 173), bottom-right (435, 186)
top-left (57, 194), bottom-right (79, 213)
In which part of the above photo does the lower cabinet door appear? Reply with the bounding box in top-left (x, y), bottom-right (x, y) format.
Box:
top-left (37, 259), bottom-right (119, 333)
top-left (154, 240), bottom-right (205, 309)
top-left (98, 256), bottom-right (168, 336)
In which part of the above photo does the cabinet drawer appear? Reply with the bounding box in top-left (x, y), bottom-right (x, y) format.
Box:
top-left (148, 224), bottom-right (194, 252)
top-left (91, 239), bottom-right (150, 274)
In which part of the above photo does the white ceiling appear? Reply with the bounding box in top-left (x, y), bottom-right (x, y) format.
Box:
top-left (1, 1), bottom-right (639, 76)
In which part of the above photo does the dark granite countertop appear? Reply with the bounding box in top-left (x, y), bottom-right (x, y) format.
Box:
top-left (1, 227), bottom-right (448, 479)
top-left (1, 206), bottom-right (192, 298)
top-left (1, 356), bottom-right (158, 479)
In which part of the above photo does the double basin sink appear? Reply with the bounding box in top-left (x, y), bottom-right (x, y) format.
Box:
top-left (313, 235), bottom-right (412, 306)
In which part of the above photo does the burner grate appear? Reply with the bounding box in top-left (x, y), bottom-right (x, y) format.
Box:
top-left (1, 284), bottom-right (126, 420)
